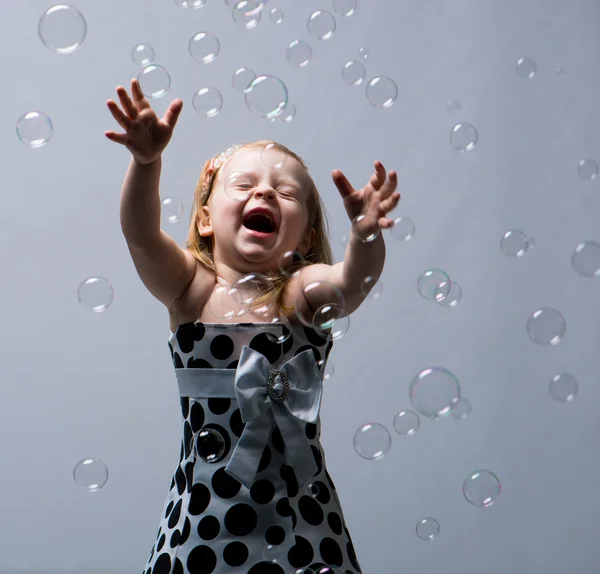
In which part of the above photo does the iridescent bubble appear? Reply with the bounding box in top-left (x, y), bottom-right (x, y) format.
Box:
top-left (549, 373), bottom-right (578, 402)
top-left (131, 43), bottom-right (155, 67)
top-left (295, 281), bottom-right (345, 328)
top-left (365, 76), bottom-right (398, 108)
top-left (332, 0), bottom-right (357, 16)
top-left (360, 276), bottom-right (383, 300)
top-left (278, 103), bottom-right (296, 124)
top-left (527, 307), bottom-right (566, 346)
top-left (224, 171), bottom-right (253, 201)
top-left (73, 458), bottom-right (109, 492)
top-left (160, 197), bottom-right (184, 224)
top-left (351, 213), bottom-right (380, 243)
top-left (137, 64), bottom-right (171, 99)
top-left (232, 67), bottom-right (256, 92)
top-left (451, 397), bottom-right (472, 420)
top-left (244, 75), bottom-right (288, 119)
top-left (77, 276), bottom-right (114, 313)
top-left (436, 280), bottom-right (462, 308)
top-left (500, 230), bottom-right (534, 257)
top-left (417, 269), bottom-right (451, 302)
top-left (450, 122), bottom-right (478, 152)
top-left (314, 304), bottom-right (350, 341)
top-left (416, 518), bottom-right (440, 541)
top-left (286, 40), bottom-right (312, 67)
top-left (571, 241), bottom-right (600, 277)
top-left (232, 1), bottom-right (261, 29)
top-left (261, 142), bottom-right (287, 168)
top-left (279, 250), bottom-right (305, 277)
top-left (269, 8), bottom-right (283, 23)
top-left (188, 32), bottom-right (220, 63)
top-left (16, 111), bottom-right (53, 148)
top-left (463, 470), bottom-right (501, 507)
top-left (578, 158), bottom-right (598, 181)
top-left (195, 427), bottom-right (227, 463)
top-left (307, 10), bottom-right (336, 40)
top-left (192, 87), bottom-right (223, 117)
top-left (516, 56), bottom-right (536, 79)
top-left (390, 216), bottom-right (415, 242)
top-left (342, 61), bottom-right (366, 85)
top-left (410, 367), bottom-right (461, 419)
top-left (353, 423), bottom-right (392, 460)
top-left (393, 410), bottom-right (420, 437)
top-left (38, 4), bottom-right (87, 54)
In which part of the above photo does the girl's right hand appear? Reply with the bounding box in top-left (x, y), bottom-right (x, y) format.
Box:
top-left (105, 79), bottom-right (183, 165)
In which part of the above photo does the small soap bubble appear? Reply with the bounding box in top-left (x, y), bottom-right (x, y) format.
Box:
top-left (516, 57), bottom-right (536, 79)
top-left (450, 122), bottom-right (478, 152)
top-left (315, 306), bottom-right (350, 341)
top-left (232, 1), bottom-right (261, 29)
top-left (436, 280), bottom-right (462, 308)
top-left (137, 64), bottom-right (171, 99)
top-left (549, 373), bottom-right (578, 402)
top-left (192, 87), bottom-right (223, 118)
top-left (314, 359), bottom-right (334, 381)
top-left (73, 458), bottom-right (109, 492)
top-left (393, 410), bottom-right (420, 437)
top-left (365, 76), bottom-right (398, 108)
top-left (556, 67), bottom-right (566, 76)
top-left (232, 67), bottom-right (256, 92)
top-left (278, 250), bottom-right (305, 277)
top-left (445, 99), bottom-right (461, 113)
top-left (360, 276), bottom-right (383, 300)
top-left (263, 544), bottom-right (284, 563)
top-left (77, 277), bottom-right (114, 313)
top-left (261, 143), bottom-right (287, 168)
top-left (342, 61), bottom-right (366, 85)
top-left (175, 0), bottom-right (206, 7)
top-left (16, 111), bottom-right (53, 148)
top-left (224, 172), bottom-right (253, 201)
top-left (353, 423), bottom-right (392, 460)
top-left (410, 367), bottom-right (461, 419)
top-left (195, 427), bottom-right (227, 463)
top-left (390, 216), bottom-right (415, 242)
top-left (132, 43), bottom-right (155, 67)
top-left (358, 47), bottom-right (369, 60)
top-left (307, 10), bottom-right (336, 40)
top-left (463, 470), bottom-right (501, 507)
top-left (417, 269), bottom-right (451, 302)
top-left (38, 4), bottom-right (87, 54)
top-left (295, 281), bottom-right (345, 328)
top-left (188, 32), bottom-right (220, 63)
top-left (351, 213), bottom-right (380, 242)
top-left (244, 75), bottom-right (288, 119)
top-left (526, 307), bottom-right (566, 346)
top-left (416, 518), bottom-right (440, 541)
top-left (500, 230), bottom-right (534, 257)
top-left (286, 40), bottom-right (312, 67)
top-left (160, 197), bottom-right (184, 224)
top-left (571, 241), bottom-right (600, 277)
top-left (307, 482), bottom-right (320, 498)
top-left (278, 103), bottom-right (296, 123)
top-left (264, 318), bottom-right (292, 344)
top-left (333, 0), bottom-right (357, 16)
top-left (577, 158), bottom-right (598, 181)
top-left (451, 397), bottom-right (472, 420)
top-left (269, 8), bottom-right (283, 23)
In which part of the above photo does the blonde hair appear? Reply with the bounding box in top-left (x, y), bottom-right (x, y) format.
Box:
top-left (185, 140), bottom-right (334, 319)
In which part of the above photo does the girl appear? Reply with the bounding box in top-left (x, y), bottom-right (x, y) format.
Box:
top-left (106, 79), bottom-right (399, 574)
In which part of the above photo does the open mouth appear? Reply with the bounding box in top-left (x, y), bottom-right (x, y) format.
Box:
top-left (242, 212), bottom-right (277, 234)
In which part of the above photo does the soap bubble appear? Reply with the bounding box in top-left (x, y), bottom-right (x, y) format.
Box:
top-left (175, 0), bottom-right (206, 7)
top-left (192, 87), bottom-right (223, 117)
top-left (195, 427), bottom-right (227, 463)
top-left (278, 103), bottom-right (296, 124)
top-left (366, 76), bottom-right (398, 108)
top-left (73, 458), bottom-right (108, 492)
top-left (500, 230), bottom-right (534, 257)
top-left (417, 269), bottom-right (451, 301)
top-left (286, 40), bottom-right (312, 67)
top-left (295, 281), bottom-right (345, 328)
top-left (410, 367), bottom-right (461, 419)
top-left (416, 518), bottom-right (440, 541)
top-left (390, 216), bottom-right (415, 242)
top-left (232, 1), bottom-right (261, 29)
top-left (358, 47), bottom-right (369, 60)
top-left (38, 4), bottom-right (87, 54)
top-left (353, 423), bottom-right (391, 460)
top-left (445, 99), bottom-right (461, 113)
top-left (16, 111), bottom-right (53, 148)
top-left (360, 276), bottom-right (383, 300)
top-left (578, 158), bottom-right (598, 181)
top-left (77, 277), bottom-right (114, 313)
top-left (451, 397), bottom-right (472, 420)
top-left (244, 75), bottom-right (288, 119)
top-left (549, 373), bottom-right (578, 402)
top-left (269, 8), bottom-right (283, 23)
top-left (571, 241), bottom-right (600, 277)
top-left (278, 251), bottom-right (306, 277)
top-left (516, 57), bottom-right (536, 79)
top-left (160, 197), bottom-right (184, 224)
top-left (332, 0), bottom-right (357, 16)
top-left (526, 307), bottom-right (566, 346)
top-left (131, 43), bottom-right (155, 67)
top-left (188, 32), bottom-right (220, 63)
top-left (261, 142), bottom-right (287, 168)
top-left (463, 470), bottom-right (501, 507)
top-left (137, 64), bottom-right (171, 99)
top-left (450, 122), bottom-right (478, 152)
top-left (342, 61), bottom-right (366, 86)
top-left (232, 67), bottom-right (256, 92)
top-left (436, 280), bottom-right (462, 308)
top-left (393, 410), bottom-right (420, 437)
top-left (307, 10), bottom-right (336, 40)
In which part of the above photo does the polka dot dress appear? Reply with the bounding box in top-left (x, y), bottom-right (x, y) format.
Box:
top-left (142, 322), bottom-right (362, 574)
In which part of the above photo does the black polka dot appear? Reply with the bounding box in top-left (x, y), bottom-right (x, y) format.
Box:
top-left (229, 408), bottom-right (245, 437)
top-left (223, 541), bottom-right (249, 567)
top-left (197, 515), bottom-right (220, 540)
top-left (298, 495), bottom-right (324, 526)
top-left (208, 398), bottom-right (231, 414)
top-left (248, 562), bottom-right (286, 574)
top-left (265, 525), bottom-right (286, 545)
top-left (327, 512), bottom-right (343, 535)
top-left (250, 479), bottom-right (275, 504)
top-left (224, 503), bottom-right (258, 536)
top-left (152, 552), bottom-right (172, 574)
top-left (288, 535), bottom-right (314, 568)
top-left (188, 482), bottom-right (211, 515)
top-left (249, 332), bottom-right (283, 364)
top-left (212, 466), bottom-right (242, 499)
top-left (168, 499), bottom-right (182, 529)
top-left (189, 402), bottom-right (206, 432)
top-left (210, 334), bottom-right (235, 360)
top-left (320, 537), bottom-right (344, 567)
top-left (187, 544), bottom-right (217, 573)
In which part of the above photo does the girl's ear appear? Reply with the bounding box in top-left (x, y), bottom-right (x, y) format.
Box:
top-left (197, 206), bottom-right (214, 237)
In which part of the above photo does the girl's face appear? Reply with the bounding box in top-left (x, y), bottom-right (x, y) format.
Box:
top-left (198, 147), bottom-right (315, 274)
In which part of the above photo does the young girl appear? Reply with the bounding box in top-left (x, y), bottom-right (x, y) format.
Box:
top-left (106, 79), bottom-right (399, 574)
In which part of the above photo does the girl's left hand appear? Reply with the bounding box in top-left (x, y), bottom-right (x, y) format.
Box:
top-left (332, 160), bottom-right (400, 234)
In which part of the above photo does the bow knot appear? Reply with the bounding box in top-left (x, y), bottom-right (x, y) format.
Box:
top-left (225, 346), bottom-right (323, 490)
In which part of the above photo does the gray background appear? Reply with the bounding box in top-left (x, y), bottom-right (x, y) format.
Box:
top-left (1, 0), bottom-right (599, 573)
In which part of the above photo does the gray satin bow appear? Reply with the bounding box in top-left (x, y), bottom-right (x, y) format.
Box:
top-left (225, 346), bottom-right (323, 490)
